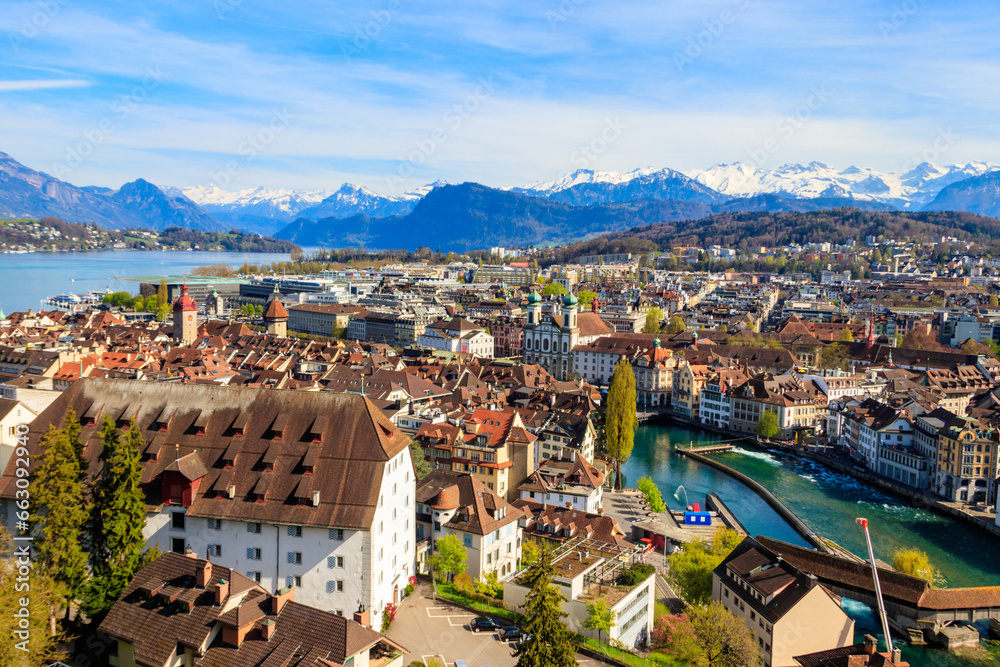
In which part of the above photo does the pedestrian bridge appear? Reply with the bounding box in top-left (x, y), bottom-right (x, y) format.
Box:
top-left (756, 537), bottom-right (1000, 631)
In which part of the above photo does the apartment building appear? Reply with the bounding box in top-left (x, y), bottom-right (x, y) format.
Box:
top-left (714, 537), bottom-right (855, 667)
top-left (935, 415), bottom-right (999, 503)
top-left (1, 378), bottom-right (416, 619)
top-left (416, 470), bottom-right (523, 578)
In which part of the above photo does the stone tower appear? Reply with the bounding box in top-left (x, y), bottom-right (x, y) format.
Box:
top-left (172, 284), bottom-right (198, 345)
top-left (263, 285), bottom-right (289, 337)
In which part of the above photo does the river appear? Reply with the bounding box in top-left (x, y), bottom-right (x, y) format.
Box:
top-left (624, 421), bottom-right (1000, 666)
top-left (0, 249), bottom-right (293, 314)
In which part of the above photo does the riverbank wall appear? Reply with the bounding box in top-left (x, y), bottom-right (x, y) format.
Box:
top-left (679, 448), bottom-right (830, 552)
top-left (661, 412), bottom-right (1000, 542)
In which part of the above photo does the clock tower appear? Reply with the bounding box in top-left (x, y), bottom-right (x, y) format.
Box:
top-left (172, 283), bottom-right (198, 346)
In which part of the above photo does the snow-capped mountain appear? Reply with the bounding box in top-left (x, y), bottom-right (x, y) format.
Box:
top-left (296, 182), bottom-right (429, 220)
top-left (686, 161), bottom-right (999, 209)
top-left (514, 168), bottom-right (724, 206)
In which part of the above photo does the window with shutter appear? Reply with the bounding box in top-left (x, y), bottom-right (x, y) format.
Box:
top-left (287, 552), bottom-right (294, 563)
top-left (327, 556), bottom-right (335, 568)
top-left (327, 580), bottom-right (336, 593)
top-left (247, 548), bottom-right (255, 560)
top-left (286, 576), bottom-right (294, 588)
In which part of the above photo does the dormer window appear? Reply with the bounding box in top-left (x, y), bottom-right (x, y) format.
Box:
top-left (231, 411), bottom-right (249, 437)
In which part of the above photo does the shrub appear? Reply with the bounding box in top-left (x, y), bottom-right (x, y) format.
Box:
top-left (404, 583), bottom-right (415, 598)
top-left (636, 476), bottom-right (667, 513)
top-left (453, 572), bottom-right (473, 594)
top-left (618, 562), bottom-right (656, 586)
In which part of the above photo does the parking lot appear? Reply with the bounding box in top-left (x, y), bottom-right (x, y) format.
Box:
top-left (385, 583), bottom-right (597, 666)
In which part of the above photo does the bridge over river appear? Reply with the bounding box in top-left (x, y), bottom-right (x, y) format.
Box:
top-left (756, 536), bottom-right (1000, 634)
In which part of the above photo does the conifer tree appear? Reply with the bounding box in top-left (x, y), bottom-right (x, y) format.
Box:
top-left (84, 417), bottom-right (149, 616)
top-left (30, 421), bottom-right (89, 617)
top-left (605, 358), bottom-right (638, 490)
top-left (514, 549), bottom-right (576, 667)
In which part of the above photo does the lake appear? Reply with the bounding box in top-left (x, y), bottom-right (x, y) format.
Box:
top-left (0, 250), bottom-right (293, 313)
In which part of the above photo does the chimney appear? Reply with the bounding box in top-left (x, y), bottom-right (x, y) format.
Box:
top-left (354, 606), bottom-right (371, 628)
top-left (892, 648), bottom-right (902, 663)
top-left (863, 634), bottom-right (878, 656)
top-left (228, 484), bottom-right (236, 499)
top-left (261, 618), bottom-right (276, 641)
top-left (197, 559), bottom-right (213, 588)
top-left (312, 490), bottom-right (321, 507)
top-left (271, 586), bottom-right (294, 615)
top-left (215, 578), bottom-right (229, 605)
top-left (184, 546), bottom-right (196, 559)
top-left (565, 502), bottom-right (572, 509)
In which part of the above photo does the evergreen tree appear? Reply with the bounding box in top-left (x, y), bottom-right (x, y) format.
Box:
top-left (605, 358), bottom-right (638, 490)
top-left (63, 407), bottom-right (85, 478)
top-left (514, 549), bottom-right (576, 667)
top-left (410, 441), bottom-right (433, 479)
top-left (30, 422), bottom-right (89, 617)
top-left (156, 278), bottom-right (168, 308)
top-left (84, 417), bottom-right (149, 616)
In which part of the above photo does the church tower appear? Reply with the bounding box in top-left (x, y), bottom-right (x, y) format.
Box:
top-left (172, 284), bottom-right (198, 346)
top-left (263, 285), bottom-right (289, 337)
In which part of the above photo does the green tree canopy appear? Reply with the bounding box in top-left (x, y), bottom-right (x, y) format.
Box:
top-left (756, 410), bottom-right (780, 440)
top-left (29, 417), bottom-right (89, 616)
top-left (0, 528), bottom-right (68, 665)
top-left (668, 528), bottom-right (742, 603)
top-left (521, 539), bottom-right (540, 568)
top-left (541, 282), bottom-right (568, 296)
top-left (666, 315), bottom-right (686, 334)
top-left (514, 549), bottom-right (576, 667)
top-left (429, 533), bottom-right (467, 580)
top-left (411, 441), bottom-right (433, 479)
top-left (583, 598), bottom-right (617, 646)
top-left (643, 307), bottom-right (664, 334)
top-left (84, 417), bottom-right (152, 617)
top-left (605, 358), bottom-right (638, 490)
top-left (687, 602), bottom-right (762, 667)
top-left (576, 289), bottom-right (598, 305)
top-left (102, 291), bottom-right (136, 309)
top-left (893, 547), bottom-right (943, 587)
top-left (838, 327), bottom-right (855, 343)
top-left (990, 293), bottom-right (999, 307)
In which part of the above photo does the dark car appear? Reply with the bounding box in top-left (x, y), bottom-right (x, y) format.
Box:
top-left (470, 616), bottom-right (502, 633)
top-left (498, 626), bottom-right (521, 642)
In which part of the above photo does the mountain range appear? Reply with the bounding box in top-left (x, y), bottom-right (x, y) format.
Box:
top-left (0, 149), bottom-right (998, 250)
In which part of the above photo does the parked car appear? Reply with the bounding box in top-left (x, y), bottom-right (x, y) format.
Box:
top-left (470, 616), bottom-right (502, 633)
top-left (498, 626), bottom-right (521, 642)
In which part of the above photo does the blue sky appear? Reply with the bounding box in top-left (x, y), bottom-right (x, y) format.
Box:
top-left (0, 0), bottom-right (997, 194)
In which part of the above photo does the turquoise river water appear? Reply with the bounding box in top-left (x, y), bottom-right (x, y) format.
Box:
top-left (624, 421), bottom-right (1000, 666)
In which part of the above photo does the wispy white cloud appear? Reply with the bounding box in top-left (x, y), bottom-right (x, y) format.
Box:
top-left (0, 79), bottom-right (90, 92)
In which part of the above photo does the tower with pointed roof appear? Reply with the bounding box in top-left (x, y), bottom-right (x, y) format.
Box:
top-left (263, 284), bottom-right (289, 337)
top-left (172, 284), bottom-right (198, 345)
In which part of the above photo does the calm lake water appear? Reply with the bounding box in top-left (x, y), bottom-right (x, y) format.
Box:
top-left (0, 250), bottom-right (292, 313)
top-left (624, 422), bottom-right (1000, 666)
